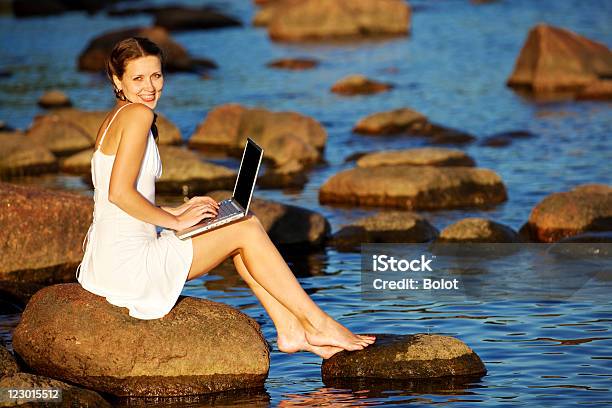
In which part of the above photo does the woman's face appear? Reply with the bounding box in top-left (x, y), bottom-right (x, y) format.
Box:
top-left (113, 55), bottom-right (163, 109)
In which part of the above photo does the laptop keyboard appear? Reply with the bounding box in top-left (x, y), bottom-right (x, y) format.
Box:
top-left (217, 199), bottom-right (239, 219)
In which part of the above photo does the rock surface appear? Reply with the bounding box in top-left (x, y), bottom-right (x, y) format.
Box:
top-left (0, 344), bottom-right (19, 378)
top-left (207, 190), bottom-right (330, 246)
top-left (507, 24), bottom-right (612, 98)
top-left (266, 0), bottom-right (411, 42)
top-left (356, 147), bottom-right (475, 168)
top-left (331, 211), bottom-right (438, 250)
top-left (331, 74), bottom-right (393, 95)
top-left (156, 146), bottom-right (236, 195)
top-left (321, 333), bottom-right (486, 381)
top-left (78, 26), bottom-right (217, 73)
top-left (0, 182), bottom-right (92, 283)
top-left (26, 115), bottom-right (92, 156)
top-left (38, 89), bottom-right (72, 109)
top-left (520, 184), bottom-right (612, 242)
top-left (319, 165), bottom-right (507, 210)
top-left (0, 132), bottom-right (57, 179)
top-left (0, 372), bottom-right (111, 407)
top-left (353, 108), bottom-right (475, 145)
top-left (438, 217), bottom-right (519, 243)
top-left (12, 283), bottom-right (270, 397)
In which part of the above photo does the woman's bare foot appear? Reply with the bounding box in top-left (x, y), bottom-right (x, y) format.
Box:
top-left (304, 313), bottom-right (376, 351)
top-left (277, 327), bottom-right (344, 359)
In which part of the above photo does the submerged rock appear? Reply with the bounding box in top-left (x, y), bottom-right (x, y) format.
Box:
top-left (356, 147), bottom-right (475, 168)
top-left (12, 283), bottom-right (270, 397)
top-left (507, 24), bottom-right (612, 98)
top-left (437, 217), bottom-right (519, 243)
top-left (0, 182), bottom-right (92, 283)
top-left (266, 0), bottom-right (411, 42)
top-left (321, 333), bottom-right (486, 380)
top-left (266, 57), bottom-right (319, 70)
top-left (520, 184), bottom-right (612, 242)
top-left (207, 190), bottom-right (330, 246)
top-left (78, 26), bottom-right (217, 73)
top-left (353, 108), bottom-right (475, 145)
top-left (38, 89), bottom-right (72, 109)
top-left (331, 211), bottom-right (438, 251)
top-left (331, 74), bottom-right (393, 95)
top-left (319, 165), bottom-right (507, 210)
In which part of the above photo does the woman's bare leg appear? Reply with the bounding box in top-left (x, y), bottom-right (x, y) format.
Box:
top-left (186, 215), bottom-right (375, 351)
top-left (231, 252), bottom-right (344, 359)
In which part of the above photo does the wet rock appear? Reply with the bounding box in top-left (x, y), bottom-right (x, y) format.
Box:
top-left (437, 218), bottom-right (519, 243)
top-left (38, 89), bottom-right (72, 109)
top-left (0, 182), bottom-right (93, 283)
top-left (319, 165), bottom-right (507, 210)
top-left (575, 80), bottom-right (612, 100)
top-left (156, 146), bottom-right (236, 195)
top-left (267, 0), bottom-right (411, 42)
top-left (257, 159), bottom-right (309, 189)
top-left (266, 57), bottom-right (319, 70)
top-left (151, 6), bottom-right (242, 31)
top-left (521, 184), bottom-right (612, 242)
top-left (331, 211), bottom-right (438, 251)
top-left (558, 231), bottom-right (612, 243)
top-left (207, 190), bottom-right (330, 246)
top-left (26, 115), bottom-right (92, 156)
top-left (0, 132), bottom-right (58, 179)
top-left (480, 130), bottom-right (536, 147)
top-left (0, 344), bottom-right (19, 378)
top-left (356, 147), bottom-right (475, 168)
top-left (0, 372), bottom-right (111, 407)
top-left (60, 148), bottom-right (94, 174)
top-left (12, 283), bottom-right (269, 397)
top-left (189, 103), bottom-right (326, 164)
top-left (507, 24), bottom-right (612, 96)
top-left (321, 333), bottom-right (486, 380)
top-left (52, 108), bottom-right (182, 146)
top-left (331, 75), bottom-right (393, 95)
top-left (353, 108), bottom-right (475, 145)
top-left (78, 26), bottom-right (217, 74)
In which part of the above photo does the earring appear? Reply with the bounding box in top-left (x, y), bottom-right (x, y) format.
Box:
top-left (113, 87), bottom-right (127, 101)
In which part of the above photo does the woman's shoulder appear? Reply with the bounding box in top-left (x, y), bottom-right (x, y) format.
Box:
top-left (120, 102), bottom-right (154, 120)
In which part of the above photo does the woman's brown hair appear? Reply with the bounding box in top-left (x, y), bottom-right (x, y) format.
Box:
top-left (105, 37), bottom-right (164, 142)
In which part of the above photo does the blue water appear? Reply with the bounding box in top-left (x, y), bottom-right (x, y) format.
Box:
top-left (1, 0), bottom-right (611, 406)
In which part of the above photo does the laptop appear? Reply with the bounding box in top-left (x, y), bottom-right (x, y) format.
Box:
top-left (175, 138), bottom-right (264, 240)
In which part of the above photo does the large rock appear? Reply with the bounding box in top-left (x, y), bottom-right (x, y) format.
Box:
top-left (353, 108), bottom-right (475, 145)
top-left (78, 26), bottom-right (217, 73)
top-left (437, 217), bottom-right (519, 243)
top-left (520, 184), bottom-right (612, 242)
top-left (321, 333), bottom-right (486, 381)
top-left (507, 24), bottom-right (612, 96)
top-left (12, 284), bottom-right (269, 397)
top-left (266, 0), bottom-right (411, 42)
top-left (189, 104), bottom-right (327, 165)
top-left (152, 6), bottom-right (242, 31)
top-left (156, 146), bottom-right (236, 195)
top-left (0, 131), bottom-right (58, 179)
top-left (26, 115), bottom-right (92, 156)
top-left (319, 165), bottom-right (507, 210)
top-left (207, 190), bottom-right (330, 246)
top-left (0, 372), bottom-right (111, 407)
top-left (52, 108), bottom-right (182, 146)
top-left (0, 182), bottom-right (92, 283)
top-left (60, 148), bottom-right (94, 174)
top-left (331, 74), bottom-right (393, 95)
top-left (356, 147), bottom-right (475, 168)
top-left (331, 211), bottom-right (438, 251)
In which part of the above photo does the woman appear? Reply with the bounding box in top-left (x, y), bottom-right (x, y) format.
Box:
top-left (76, 37), bottom-right (375, 359)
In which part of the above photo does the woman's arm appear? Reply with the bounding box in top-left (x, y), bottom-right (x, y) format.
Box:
top-left (108, 104), bottom-right (179, 230)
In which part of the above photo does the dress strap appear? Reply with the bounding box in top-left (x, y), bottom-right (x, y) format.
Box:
top-left (98, 102), bottom-right (134, 149)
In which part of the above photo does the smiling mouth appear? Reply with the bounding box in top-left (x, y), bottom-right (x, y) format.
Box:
top-left (140, 94), bottom-right (155, 101)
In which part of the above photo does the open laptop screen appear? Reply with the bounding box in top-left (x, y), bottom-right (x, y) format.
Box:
top-left (233, 139), bottom-right (263, 211)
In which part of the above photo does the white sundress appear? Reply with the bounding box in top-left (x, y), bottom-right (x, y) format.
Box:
top-left (76, 102), bottom-right (194, 320)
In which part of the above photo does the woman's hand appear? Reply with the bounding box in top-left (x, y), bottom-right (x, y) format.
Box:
top-left (171, 196), bottom-right (219, 231)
